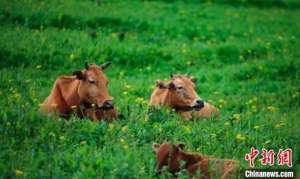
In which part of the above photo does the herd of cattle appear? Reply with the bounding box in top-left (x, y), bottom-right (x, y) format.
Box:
top-left (40, 62), bottom-right (239, 178)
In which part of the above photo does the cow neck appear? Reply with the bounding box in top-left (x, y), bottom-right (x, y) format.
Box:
top-left (55, 81), bottom-right (71, 114)
top-left (166, 92), bottom-right (195, 112)
top-left (76, 80), bottom-right (93, 109)
top-left (164, 90), bottom-right (173, 107)
top-left (179, 151), bottom-right (204, 166)
top-left (69, 79), bottom-right (81, 106)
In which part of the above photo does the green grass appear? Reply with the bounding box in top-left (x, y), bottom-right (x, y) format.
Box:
top-left (0, 0), bottom-right (299, 178)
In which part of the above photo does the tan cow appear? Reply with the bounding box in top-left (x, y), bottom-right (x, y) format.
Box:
top-left (152, 142), bottom-right (239, 179)
top-left (149, 74), bottom-right (219, 120)
top-left (40, 62), bottom-right (117, 121)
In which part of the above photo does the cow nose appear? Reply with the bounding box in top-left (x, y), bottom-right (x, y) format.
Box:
top-left (155, 170), bottom-right (161, 176)
top-left (103, 100), bottom-right (114, 109)
top-left (195, 99), bottom-right (204, 108)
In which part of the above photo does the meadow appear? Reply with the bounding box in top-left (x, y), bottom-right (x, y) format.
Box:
top-left (0, 0), bottom-right (299, 178)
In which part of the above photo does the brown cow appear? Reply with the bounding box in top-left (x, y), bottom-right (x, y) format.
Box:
top-left (152, 142), bottom-right (239, 179)
top-left (149, 74), bottom-right (219, 120)
top-left (40, 62), bottom-right (117, 121)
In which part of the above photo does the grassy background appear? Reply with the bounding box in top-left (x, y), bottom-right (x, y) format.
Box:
top-left (0, 0), bottom-right (299, 178)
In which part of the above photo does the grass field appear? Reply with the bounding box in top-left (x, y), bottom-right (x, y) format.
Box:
top-left (0, 0), bottom-right (300, 178)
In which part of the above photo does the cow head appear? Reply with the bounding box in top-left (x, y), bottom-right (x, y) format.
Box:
top-left (73, 62), bottom-right (114, 109)
top-left (156, 74), bottom-right (204, 110)
top-left (152, 142), bottom-right (186, 175)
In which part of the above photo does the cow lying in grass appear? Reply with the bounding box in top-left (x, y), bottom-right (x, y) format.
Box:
top-left (152, 142), bottom-right (239, 178)
top-left (150, 74), bottom-right (219, 120)
top-left (40, 62), bottom-right (118, 121)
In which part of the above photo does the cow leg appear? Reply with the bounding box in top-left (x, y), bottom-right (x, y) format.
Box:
top-left (179, 111), bottom-right (192, 120)
top-left (195, 102), bottom-right (220, 118)
top-left (85, 109), bottom-right (99, 122)
top-left (99, 108), bottom-right (118, 121)
top-left (221, 164), bottom-right (238, 179)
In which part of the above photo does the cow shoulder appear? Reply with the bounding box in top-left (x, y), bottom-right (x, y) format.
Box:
top-left (194, 102), bottom-right (219, 118)
top-left (150, 88), bottom-right (168, 105)
top-left (55, 76), bottom-right (80, 104)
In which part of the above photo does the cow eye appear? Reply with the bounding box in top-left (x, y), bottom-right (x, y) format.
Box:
top-left (88, 80), bottom-right (95, 84)
top-left (177, 86), bottom-right (184, 90)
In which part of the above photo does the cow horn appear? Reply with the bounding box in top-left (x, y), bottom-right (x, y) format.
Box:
top-left (156, 80), bottom-right (168, 89)
top-left (170, 73), bottom-right (174, 78)
top-left (190, 76), bottom-right (197, 83)
top-left (176, 143), bottom-right (185, 150)
top-left (168, 82), bottom-right (176, 89)
top-left (85, 62), bottom-right (89, 69)
top-left (100, 61), bottom-right (112, 70)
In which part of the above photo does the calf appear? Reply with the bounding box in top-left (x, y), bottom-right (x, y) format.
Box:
top-left (40, 62), bottom-right (117, 121)
top-left (152, 143), bottom-right (239, 179)
top-left (150, 74), bottom-right (219, 120)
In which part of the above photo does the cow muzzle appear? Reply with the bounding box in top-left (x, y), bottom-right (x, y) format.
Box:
top-left (99, 100), bottom-right (114, 110)
top-left (155, 170), bottom-right (161, 176)
top-left (192, 99), bottom-right (204, 110)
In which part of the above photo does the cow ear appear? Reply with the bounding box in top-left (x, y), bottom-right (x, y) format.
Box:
top-left (85, 62), bottom-right (89, 70)
top-left (156, 80), bottom-right (168, 89)
top-left (170, 73), bottom-right (174, 79)
top-left (190, 76), bottom-right (197, 83)
top-left (100, 61), bottom-right (112, 70)
top-left (176, 143), bottom-right (185, 150)
top-left (73, 71), bottom-right (85, 80)
top-left (152, 143), bottom-right (160, 153)
top-left (168, 82), bottom-right (176, 90)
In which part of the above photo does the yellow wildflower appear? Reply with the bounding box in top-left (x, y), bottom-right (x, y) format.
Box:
top-left (135, 97), bottom-right (144, 104)
top-left (144, 116), bottom-right (148, 122)
top-left (186, 61), bottom-right (192, 66)
top-left (236, 133), bottom-right (246, 141)
top-left (267, 106), bottom-right (277, 112)
top-left (121, 125), bottom-right (128, 132)
top-left (254, 125), bottom-right (260, 130)
top-left (184, 126), bottom-right (192, 133)
top-left (15, 169), bottom-right (24, 177)
top-left (124, 84), bottom-right (132, 90)
top-left (218, 99), bottom-right (225, 104)
top-left (36, 65), bottom-right (42, 69)
top-left (233, 113), bottom-right (241, 121)
top-left (224, 122), bottom-right (230, 126)
top-left (275, 124), bottom-right (281, 128)
top-left (248, 99), bottom-right (253, 104)
top-left (251, 105), bottom-right (257, 112)
top-left (69, 53), bottom-right (75, 60)
top-left (123, 144), bottom-right (129, 150)
top-left (49, 132), bottom-right (55, 137)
